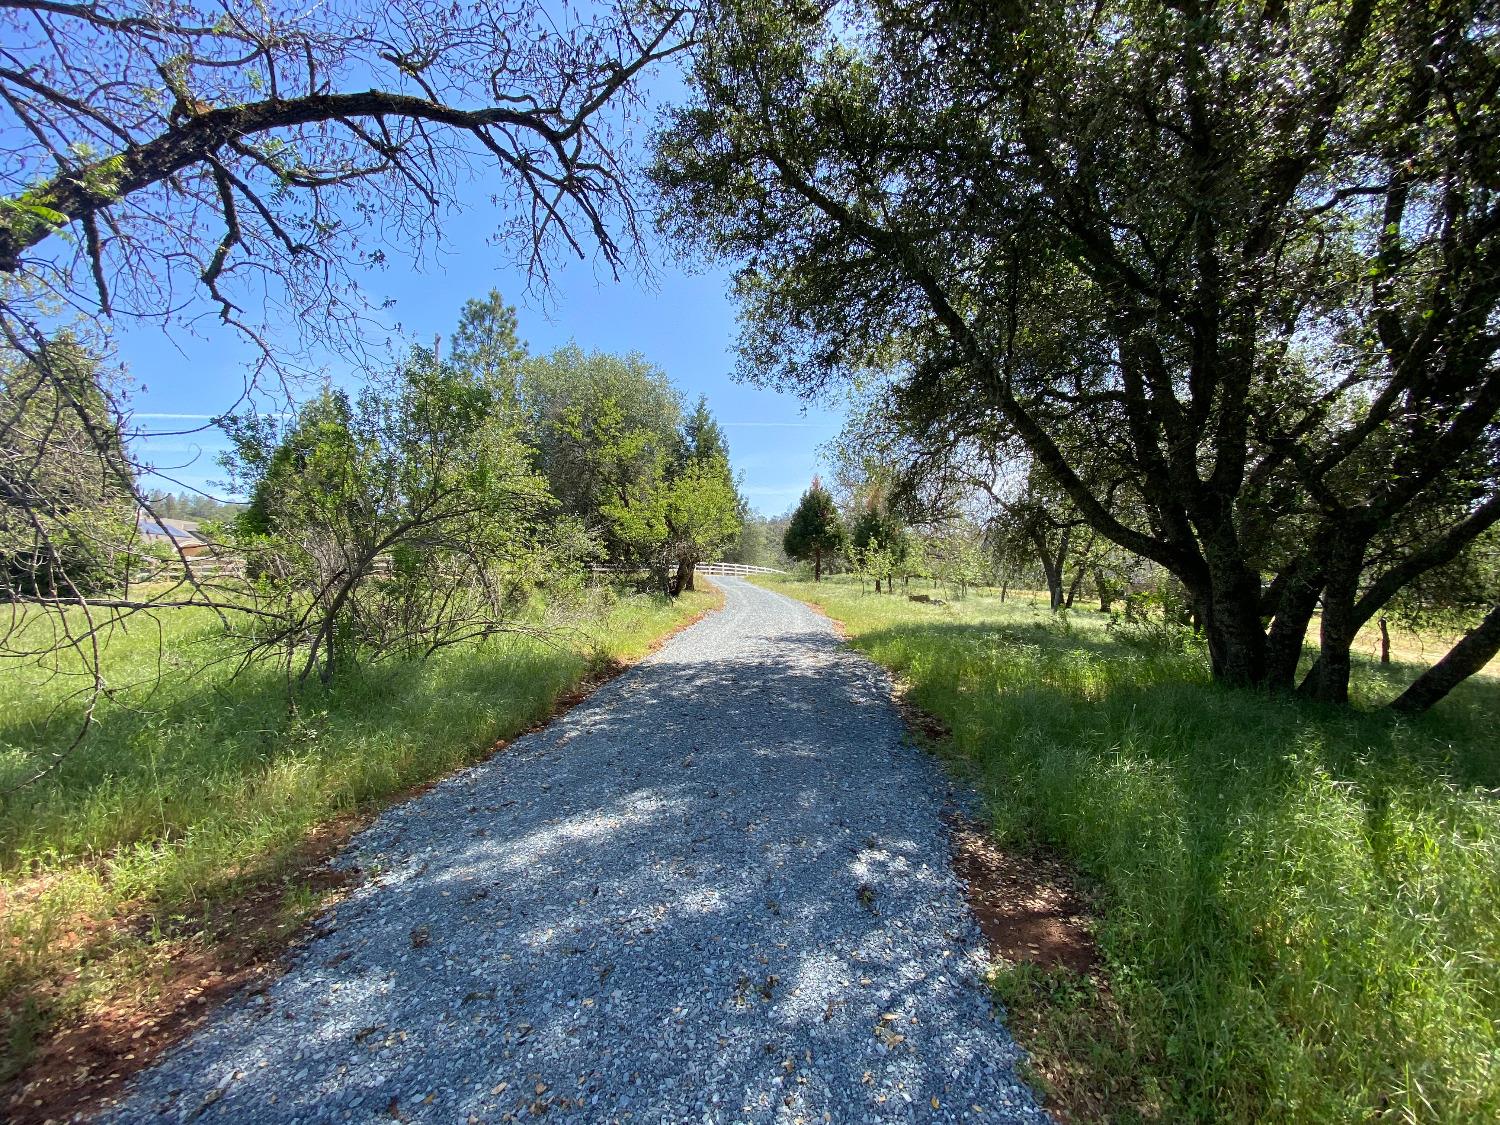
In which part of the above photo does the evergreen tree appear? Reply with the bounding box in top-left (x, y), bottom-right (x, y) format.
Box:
top-left (783, 478), bottom-right (845, 581)
top-left (667, 396), bottom-right (743, 592)
top-left (680, 395), bottom-right (730, 465)
top-left (450, 290), bottom-right (527, 406)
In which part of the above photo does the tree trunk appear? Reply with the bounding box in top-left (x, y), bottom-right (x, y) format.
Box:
top-left (1064, 563), bottom-right (1086, 609)
top-left (1095, 568), bottom-right (1113, 613)
top-left (299, 553), bottom-right (376, 684)
top-left (1299, 545), bottom-right (1366, 704)
top-left (1389, 605), bottom-right (1500, 714)
top-left (1197, 558), bottom-right (1271, 687)
top-left (1263, 558), bottom-right (1326, 691)
top-left (1379, 617), bottom-right (1391, 664)
top-left (1027, 525), bottom-right (1068, 610)
top-left (875, 577), bottom-right (882, 593)
top-left (1050, 527), bottom-right (1071, 610)
top-left (1203, 613), bottom-right (1268, 685)
top-left (813, 546), bottom-right (822, 581)
top-left (674, 556), bottom-right (695, 595)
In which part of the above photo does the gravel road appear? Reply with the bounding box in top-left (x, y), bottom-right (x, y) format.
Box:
top-left (104, 577), bottom-right (1047, 1124)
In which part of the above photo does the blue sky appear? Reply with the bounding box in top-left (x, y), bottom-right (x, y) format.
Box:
top-left (109, 44), bottom-right (844, 517)
top-left (125, 247), bottom-right (842, 515)
top-left (0, 4), bottom-right (846, 517)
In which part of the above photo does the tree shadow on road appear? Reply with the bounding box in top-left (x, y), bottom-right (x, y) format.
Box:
top-left (108, 615), bottom-right (1044, 1123)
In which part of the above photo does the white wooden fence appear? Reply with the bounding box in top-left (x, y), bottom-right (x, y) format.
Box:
top-left (695, 562), bottom-right (786, 577)
top-left (586, 561), bottom-right (785, 579)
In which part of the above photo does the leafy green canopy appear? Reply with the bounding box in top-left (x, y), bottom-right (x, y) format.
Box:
top-left (783, 480), bottom-right (846, 577)
top-left (521, 350), bottom-right (743, 590)
top-left (1, 335), bottom-right (134, 598)
top-left (521, 345), bottom-right (684, 540)
top-left (848, 505), bottom-right (908, 590)
top-left (850, 508), bottom-right (906, 562)
top-left (654, 0), bottom-right (1500, 703)
top-left (222, 349), bottom-right (568, 681)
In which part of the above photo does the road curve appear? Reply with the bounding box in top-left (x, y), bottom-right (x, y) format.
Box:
top-left (105, 577), bottom-right (1046, 1124)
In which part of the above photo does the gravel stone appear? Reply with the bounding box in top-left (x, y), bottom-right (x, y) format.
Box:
top-left (101, 578), bottom-right (1048, 1123)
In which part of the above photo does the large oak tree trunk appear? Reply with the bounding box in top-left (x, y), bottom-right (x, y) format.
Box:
top-left (674, 557), bottom-right (695, 595)
top-left (1299, 541), bottom-right (1367, 704)
top-left (1064, 563), bottom-right (1086, 609)
top-left (1389, 606), bottom-right (1500, 714)
top-left (1044, 566), bottom-right (1064, 610)
top-left (1198, 552), bottom-right (1271, 687)
top-left (1263, 558), bottom-right (1326, 691)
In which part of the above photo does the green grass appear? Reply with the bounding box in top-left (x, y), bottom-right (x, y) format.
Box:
top-left (757, 575), bottom-right (1500, 1124)
top-left (0, 584), bottom-right (714, 1084)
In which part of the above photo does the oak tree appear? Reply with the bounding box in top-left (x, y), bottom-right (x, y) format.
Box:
top-left (655, 0), bottom-right (1500, 707)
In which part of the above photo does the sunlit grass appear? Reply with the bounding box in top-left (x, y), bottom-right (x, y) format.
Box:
top-left (0, 583), bottom-right (713, 1083)
top-left (758, 575), bottom-right (1500, 1123)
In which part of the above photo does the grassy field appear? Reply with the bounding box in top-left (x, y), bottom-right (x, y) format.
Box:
top-left (756, 574), bottom-right (1500, 1124)
top-left (0, 584), bottom-right (715, 1088)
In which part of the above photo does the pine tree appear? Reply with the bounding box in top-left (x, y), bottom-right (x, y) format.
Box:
top-left (783, 478), bottom-right (845, 581)
top-left (450, 290), bottom-right (527, 406)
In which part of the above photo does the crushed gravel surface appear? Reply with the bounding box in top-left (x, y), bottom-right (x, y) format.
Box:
top-left (103, 578), bottom-right (1047, 1124)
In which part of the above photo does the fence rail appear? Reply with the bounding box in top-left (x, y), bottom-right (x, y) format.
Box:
top-left (586, 562), bottom-right (785, 579)
top-left (153, 556), bottom-right (778, 583)
top-left (695, 562), bottom-right (786, 576)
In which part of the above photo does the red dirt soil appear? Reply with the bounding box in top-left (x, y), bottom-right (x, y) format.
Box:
top-left (888, 684), bottom-right (1097, 973)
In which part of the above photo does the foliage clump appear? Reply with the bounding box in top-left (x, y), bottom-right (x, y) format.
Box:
top-left (1, 335), bottom-right (134, 599)
top-left (782, 478), bottom-right (845, 580)
top-left (221, 349), bottom-right (577, 683)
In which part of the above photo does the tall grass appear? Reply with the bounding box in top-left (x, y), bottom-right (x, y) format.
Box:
top-left (0, 585), bottom-right (713, 1081)
top-left (759, 576), bottom-right (1500, 1123)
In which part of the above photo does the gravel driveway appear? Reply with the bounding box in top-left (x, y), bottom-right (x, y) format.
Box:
top-left (104, 577), bottom-right (1047, 1124)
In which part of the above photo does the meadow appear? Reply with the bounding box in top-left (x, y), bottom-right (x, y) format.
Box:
top-left (0, 585), bottom-right (714, 1087)
top-left (756, 574), bottom-right (1500, 1123)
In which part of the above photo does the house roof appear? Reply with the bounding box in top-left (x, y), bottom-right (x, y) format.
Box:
top-left (137, 513), bottom-right (206, 544)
